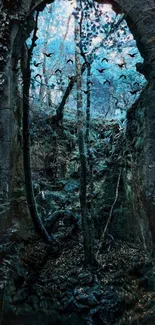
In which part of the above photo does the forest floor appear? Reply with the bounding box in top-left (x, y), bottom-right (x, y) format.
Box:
top-left (0, 116), bottom-right (155, 325)
top-left (0, 228), bottom-right (155, 325)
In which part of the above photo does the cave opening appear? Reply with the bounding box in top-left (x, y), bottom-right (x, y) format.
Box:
top-left (27, 0), bottom-right (146, 123)
top-left (2, 1), bottom-right (155, 324)
top-left (25, 0), bottom-right (147, 225)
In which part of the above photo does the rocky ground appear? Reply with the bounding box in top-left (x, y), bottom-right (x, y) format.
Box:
top-left (0, 116), bottom-right (155, 325)
top-left (0, 228), bottom-right (155, 325)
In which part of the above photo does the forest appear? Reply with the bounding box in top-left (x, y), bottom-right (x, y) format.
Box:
top-left (1, 0), bottom-right (155, 324)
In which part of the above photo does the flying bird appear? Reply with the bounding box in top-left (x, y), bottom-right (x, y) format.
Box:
top-left (128, 53), bottom-right (137, 58)
top-left (34, 74), bottom-right (42, 78)
top-left (104, 80), bottom-right (111, 85)
top-left (66, 59), bottom-right (73, 64)
top-left (117, 62), bottom-right (126, 68)
top-left (34, 62), bottom-right (42, 67)
top-left (96, 68), bottom-right (107, 73)
top-left (101, 58), bottom-right (108, 63)
top-left (43, 52), bottom-right (54, 57)
top-left (55, 69), bottom-right (61, 73)
top-left (87, 81), bottom-right (93, 86)
top-left (68, 76), bottom-right (75, 81)
top-left (119, 74), bottom-right (127, 79)
top-left (134, 82), bottom-right (140, 86)
top-left (82, 89), bottom-right (91, 94)
top-left (129, 89), bottom-right (141, 95)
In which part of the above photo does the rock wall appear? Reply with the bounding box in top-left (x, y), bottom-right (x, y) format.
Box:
top-left (95, 0), bottom-right (155, 251)
top-left (124, 86), bottom-right (155, 251)
top-left (0, 0), bottom-right (54, 225)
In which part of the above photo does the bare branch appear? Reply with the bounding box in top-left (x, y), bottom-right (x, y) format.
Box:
top-left (56, 13), bottom-right (125, 122)
top-left (96, 168), bottom-right (122, 260)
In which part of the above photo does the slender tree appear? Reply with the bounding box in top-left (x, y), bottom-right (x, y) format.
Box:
top-left (75, 0), bottom-right (96, 266)
top-left (85, 64), bottom-right (91, 151)
top-left (42, 27), bottom-right (52, 107)
top-left (21, 11), bottom-right (59, 246)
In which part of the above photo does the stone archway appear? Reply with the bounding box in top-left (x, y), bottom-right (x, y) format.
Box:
top-left (98, 0), bottom-right (155, 72)
top-left (1, 0), bottom-right (155, 249)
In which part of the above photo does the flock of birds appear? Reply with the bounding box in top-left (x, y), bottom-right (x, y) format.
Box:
top-left (33, 51), bottom-right (142, 96)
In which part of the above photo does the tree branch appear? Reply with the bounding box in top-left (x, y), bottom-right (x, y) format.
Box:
top-left (96, 168), bottom-right (122, 260)
top-left (56, 13), bottom-right (125, 122)
top-left (28, 10), bottom-right (40, 58)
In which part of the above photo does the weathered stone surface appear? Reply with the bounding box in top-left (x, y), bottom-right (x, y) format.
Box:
top-left (125, 83), bottom-right (155, 250)
top-left (0, 0), bottom-right (55, 222)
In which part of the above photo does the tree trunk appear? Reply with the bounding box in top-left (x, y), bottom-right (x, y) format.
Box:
top-left (85, 65), bottom-right (91, 151)
top-left (21, 14), bottom-right (56, 244)
top-left (75, 0), bottom-right (95, 266)
top-left (42, 27), bottom-right (52, 108)
top-left (0, 1), bottom-right (34, 230)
